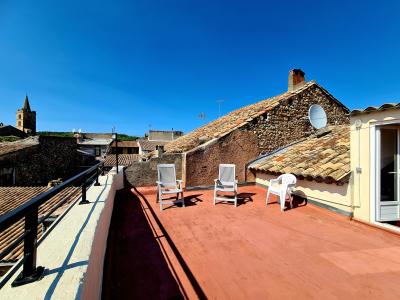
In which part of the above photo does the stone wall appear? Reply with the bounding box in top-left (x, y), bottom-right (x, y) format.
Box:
top-left (185, 84), bottom-right (349, 187)
top-left (125, 153), bottom-right (183, 187)
top-left (248, 84), bottom-right (349, 154)
top-left (0, 136), bottom-right (80, 186)
top-left (185, 129), bottom-right (259, 187)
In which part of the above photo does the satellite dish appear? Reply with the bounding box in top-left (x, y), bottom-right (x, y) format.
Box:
top-left (308, 104), bottom-right (327, 129)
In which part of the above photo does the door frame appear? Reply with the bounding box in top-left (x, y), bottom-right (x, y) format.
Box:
top-left (370, 119), bottom-right (400, 225)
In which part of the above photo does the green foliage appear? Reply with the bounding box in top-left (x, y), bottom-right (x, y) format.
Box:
top-left (0, 136), bottom-right (21, 142)
top-left (117, 134), bottom-right (139, 141)
top-left (38, 131), bottom-right (74, 137)
top-left (37, 131), bottom-right (139, 141)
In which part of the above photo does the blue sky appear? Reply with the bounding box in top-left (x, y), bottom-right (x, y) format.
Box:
top-left (0, 0), bottom-right (399, 136)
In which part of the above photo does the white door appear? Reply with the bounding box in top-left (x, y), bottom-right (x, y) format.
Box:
top-left (376, 127), bottom-right (400, 221)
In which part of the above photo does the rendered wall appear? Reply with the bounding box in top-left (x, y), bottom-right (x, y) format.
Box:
top-left (255, 173), bottom-right (352, 214)
top-left (351, 110), bottom-right (400, 223)
top-left (80, 168), bottom-right (124, 300)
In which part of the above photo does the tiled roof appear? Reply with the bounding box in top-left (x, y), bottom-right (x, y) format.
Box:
top-left (0, 136), bottom-right (39, 156)
top-left (103, 154), bottom-right (139, 167)
top-left (351, 102), bottom-right (400, 115)
top-left (165, 81), bottom-right (346, 153)
top-left (248, 126), bottom-right (350, 184)
top-left (138, 139), bottom-right (169, 151)
top-left (0, 186), bottom-right (80, 263)
top-left (111, 140), bottom-right (138, 148)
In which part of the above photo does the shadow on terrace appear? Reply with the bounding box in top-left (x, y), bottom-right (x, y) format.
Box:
top-left (102, 184), bottom-right (400, 299)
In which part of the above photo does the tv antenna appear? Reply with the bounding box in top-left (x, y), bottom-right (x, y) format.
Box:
top-left (216, 99), bottom-right (224, 117)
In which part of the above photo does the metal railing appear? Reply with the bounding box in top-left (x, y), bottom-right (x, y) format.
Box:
top-left (0, 161), bottom-right (103, 288)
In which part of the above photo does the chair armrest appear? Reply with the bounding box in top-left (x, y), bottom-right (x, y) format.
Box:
top-left (269, 179), bottom-right (280, 186)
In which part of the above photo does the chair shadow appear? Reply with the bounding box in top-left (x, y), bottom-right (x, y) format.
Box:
top-left (266, 191), bottom-right (307, 211)
top-left (237, 192), bottom-right (255, 206)
top-left (159, 194), bottom-right (203, 210)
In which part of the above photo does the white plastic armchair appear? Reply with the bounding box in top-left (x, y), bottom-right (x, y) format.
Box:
top-left (266, 174), bottom-right (296, 211)
top-left (214, 164), bottom-right (238, 207)
top-left (156, 164), bottom-right (184, 211)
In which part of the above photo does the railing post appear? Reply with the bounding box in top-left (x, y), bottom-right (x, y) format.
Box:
top-left (94, 166), bottom-right (100, 186)
top-left (12, 207), bottom-right (44, 287)
top-left (79, 174), bottom-right (90, 205)
top-left (101, 163), bottom-right (105, 176)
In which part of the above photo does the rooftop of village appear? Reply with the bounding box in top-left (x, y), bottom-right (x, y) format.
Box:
top-left (1, 68), bottom-right (400, 299)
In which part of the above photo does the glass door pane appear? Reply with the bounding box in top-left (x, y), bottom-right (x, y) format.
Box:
top-left (380, 129), bottom-right (397, 202)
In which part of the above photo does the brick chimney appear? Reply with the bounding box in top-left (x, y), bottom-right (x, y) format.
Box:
top-left (288, 69), bottom-right (305, 91)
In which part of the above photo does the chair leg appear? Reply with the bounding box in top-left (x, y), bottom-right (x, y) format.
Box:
top-left (280, 192), bottom-right (285, 212)
top-left (160, 195), bottom-right (163, 211)
top-left (266, 189), bottom-right (270, 206)
top-left (289, 193), bottom-right (293, 209)
top-left (234, 190), bottom-right (237, 207)
top-left (181, 192), bottom-right (185, 207)
top-left (214, 189), bottom-right (217, 205)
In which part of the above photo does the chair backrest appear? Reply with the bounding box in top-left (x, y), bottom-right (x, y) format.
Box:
top-left (157, 164), bottom-right (177, 186)
top-left (218, 164), bottom-right (236, 184)
top-left (278, 174), bottom-right (296, 188)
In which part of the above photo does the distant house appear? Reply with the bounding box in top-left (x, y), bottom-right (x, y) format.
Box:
top-left (146, 130), bottom-right (183, 141)
top-left (0, 136), bottom-right (87, 186)
top-left (138, 139), bottom-right (169, 155)
top-left (75, 132), bottom-right (113, 158)
top-left (110, 140), bottom-right (139, 154)
top-left (0, 124), bottom-right (26, 139)
top-left (126, 69), bottom-right (350, 187)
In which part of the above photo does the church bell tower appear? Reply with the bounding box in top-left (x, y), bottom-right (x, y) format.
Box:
top-left (16, 95), bottom-right (36, 135)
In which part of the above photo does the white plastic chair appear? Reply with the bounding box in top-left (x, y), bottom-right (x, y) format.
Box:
top-left (156, 164), bottom-right (184, 211)
top-left (214, 164), bottom-right (238, 207)
top-left (266, 174), bottom-right (296, 211)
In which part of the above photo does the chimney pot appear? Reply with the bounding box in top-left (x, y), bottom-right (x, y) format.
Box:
top-left (288, 69), bottom-right (306, 91)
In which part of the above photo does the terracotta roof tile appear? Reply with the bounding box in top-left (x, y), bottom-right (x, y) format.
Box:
top-left (111, 141), bottom-right (138, 148)
top-left (0, 136), bottom-right (39, 156)
top-left (138, 140), bottom-right (169, 151)
top-left (351, 102), bottom-right (400, 115)
top-left (249, 126), bottom-right (350, 184)
top-left (103, 154), bottom-right (139, 167)
top-left (0, 186), bottom-right (80, 263)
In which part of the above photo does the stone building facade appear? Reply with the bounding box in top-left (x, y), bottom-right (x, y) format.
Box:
top-left (16, 95), bottom-right (36, 135)
top-left (0, 136), bottom-right (83, 186)
top-left (126, 70), bottom-right (350, 187)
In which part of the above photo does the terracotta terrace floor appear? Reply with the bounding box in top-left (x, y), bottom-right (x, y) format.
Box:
top-left (102, 185), bottom-right (400, 299)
